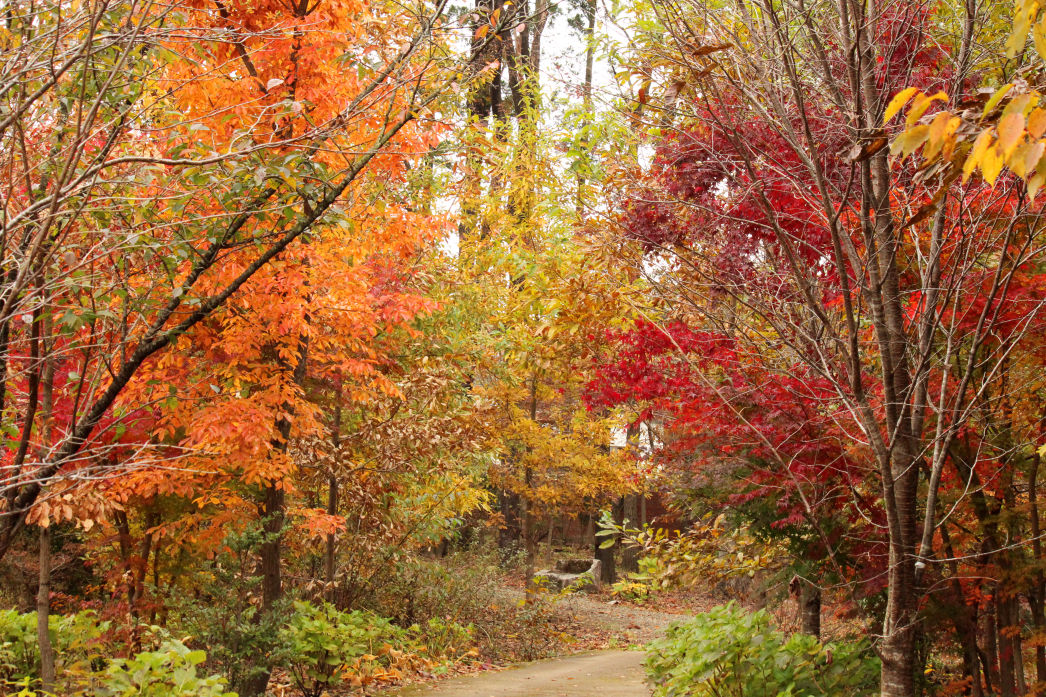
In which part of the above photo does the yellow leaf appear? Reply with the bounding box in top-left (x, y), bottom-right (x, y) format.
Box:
top-left (963, 130), bottom-right (994, 182)
top-left (474, 24), bottom-right (489, 39)
top-left (884, 87), bottom-right (919, 123)
top-left (906, 91), bottom-right (948, 126)
top-left (891, 124), bottom-right (930, 158)
top-left (940, 116), bottom-right (963, 160)
top-left (1011, 140), bottom-right (1044, 177)
top-left (997, 111), bottom-right (1026, 157)
top-left (1008, 10), bottom-right (1032, 58)
top-left (1028, 172), bottom-right (1045, 201)
top-left (983, 84), bottom-right (1014, 118)
top-left (981, 144), bottom-right (1005, 185)
top-left (1029, 108), bottom-right (1046, 139)
top-left (924, 112), bottom-right (958, 160)
top-left (1003, 93), bottom-right (1034, 119)
top-left (1036, 17), bottom-right (1046, 60)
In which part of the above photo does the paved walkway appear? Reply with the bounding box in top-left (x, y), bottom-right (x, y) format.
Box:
top-left (390, 650), bottom-right (650, 697)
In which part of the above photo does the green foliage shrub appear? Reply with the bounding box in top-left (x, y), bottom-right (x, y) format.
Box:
top-left (174, 526), bottom-right (286, 693)
top-left (0, 608), bottom-right (109, 692)
top-left (0, 609), bottom-right (231, 697)
top-left (645, 603), bottom-right (879, 697)
top-left (278, 600), bottom-right (405, 697)
top-left (409, 616), bottom-right (475, 661)
top-left (92, 640), bottom-right (234, 697)
top-left (610, 579), bottom-right (651, 603)
top-left (181, 596), bottom-right (283, 695)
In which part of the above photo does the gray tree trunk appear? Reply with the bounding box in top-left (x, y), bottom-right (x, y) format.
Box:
top-left (36, 525), bottom-right (54, 694)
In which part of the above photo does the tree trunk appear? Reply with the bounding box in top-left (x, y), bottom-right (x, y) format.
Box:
top-left (594, 525), bottom-right (616, 585)
top-left (35, 318), bottom-right (56, 695)
top-left (1030, 447), bottom-right (1046, 687)
top-left (880, 613), bottom-right (916, 697)
top-left (522, 487), bottom-right (537, 599)
top-left (545, 514), bottom-right (555, 567)
top-left (581, 511), bottom-right (594, 548)
top-left (260, 483), bottom-right (285, 612)
top-left (150, 543), bottom-right (164, 626)
top-left (958, 616), bottom-right (984, 697)
top-left (879, 468), bottom-right (918, 697)
top-left (36, 525), bottom-right (54, 695)
top-left (523, 378), bottom-right (538, 597)
top-left (574, 0), bottom-right (596, 214)
top-left (799, 580), bottom-right (821, 641)
top-left (941, 521), bottom-right (983, 697)
top-left (983, 596), bottom-right (1001, 693)
top-left (237, 482), bottom-right (285, 697)
top-left (1002, 465), bottom-right (1027, 697)
top-left (997, 591), bottom-right (1021, 697)
top-left (620, 494), bottom-right (639, 574)
top-left (595, 499), bottom-right (624, 586)
top-left (498, 491), bottom-right (522, 562)
top-left (239, 334), bottom-right (307, 697)
top-left (324, 474), bottom-right (338, 596)
top-left (325, 397), bottom-right (341, 598)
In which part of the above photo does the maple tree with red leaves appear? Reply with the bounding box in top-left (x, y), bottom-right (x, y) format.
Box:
top-left (588, 0), bottom-right (1046, 693)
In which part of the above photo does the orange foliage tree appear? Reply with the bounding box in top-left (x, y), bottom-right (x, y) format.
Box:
top-left (0, 0), bottom-right (459, 551)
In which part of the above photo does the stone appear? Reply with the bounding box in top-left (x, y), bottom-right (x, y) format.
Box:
top-left (534, 558), bottom-right (603, 593)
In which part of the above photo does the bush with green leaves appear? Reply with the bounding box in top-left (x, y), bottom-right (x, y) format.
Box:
top-left (611, 579), bottom-right (652, 603)
top-left (0, 610), bottom-right (231, 697)
top-left (409, 617), bottom-right (475, 660)
top-left (279, 600), bottom-right (405, 697)
top-left (174, 525), bottom-right (287, 694)
top-left (0, 608), bottom-right (110, 692)
top-left (92, 640), bottom-right (234, 697)
top-left (645, 603), bottom-right (879, 697)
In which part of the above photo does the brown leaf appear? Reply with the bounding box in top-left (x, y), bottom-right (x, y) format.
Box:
top-left (691, 42), bottom-right (732, 57)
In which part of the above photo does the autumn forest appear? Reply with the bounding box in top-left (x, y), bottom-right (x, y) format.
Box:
top-left (2, 0), bottom-right (1046, 695)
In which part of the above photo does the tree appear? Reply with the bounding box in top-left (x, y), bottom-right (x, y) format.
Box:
top-left (0, 0), bottom-right (458, 559)
top-left (596, 0), bottom-right (1046, 693)
top-left (587, 320), bottom-right (879, 638)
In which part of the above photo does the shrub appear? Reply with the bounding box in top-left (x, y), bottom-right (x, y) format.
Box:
top-left (279, 600), bottom-right (405, 697)
top-left (0, 609), bottom-right (109, 692)
top-left (92, 640), bottom-right (234, 697)
top-left (409, 617), bottom-right (475, 661)
top-left (611, 580), bottom-right (651, 603)
top-left (181, 597), bottom-right (284, 695)
top-left (0, 612), bottom-right (230, 697)
top-left (173, 527), bottom-right (286, 693)
top-left (358, 551), bottom-right (571, 663)
top-left (645, 603), bottom-right (879, 697)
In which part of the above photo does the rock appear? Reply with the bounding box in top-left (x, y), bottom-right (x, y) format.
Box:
top-left (534, 558), bottom-right (603, 593)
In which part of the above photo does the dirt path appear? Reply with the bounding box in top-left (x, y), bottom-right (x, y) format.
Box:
top-left (389, 650), bottom-right (650, 697)
top-left (386, 595), bottom-right (688, 697)
top-left (556, 594), bottom-right (685, 643)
